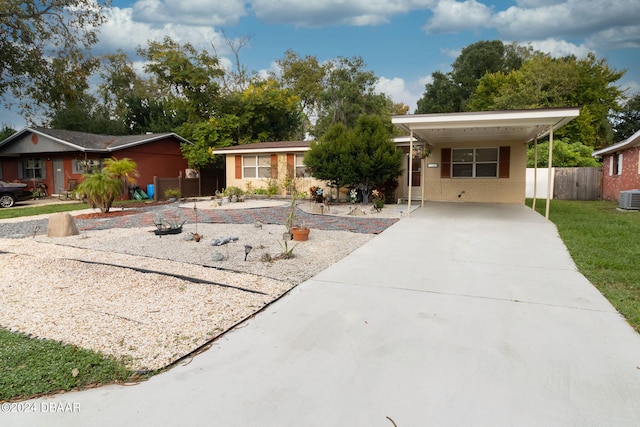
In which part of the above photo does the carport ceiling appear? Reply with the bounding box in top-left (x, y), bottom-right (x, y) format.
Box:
top-left (392, 108), bottom-right (581, 145)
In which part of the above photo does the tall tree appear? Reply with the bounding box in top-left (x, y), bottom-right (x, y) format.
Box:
top-left (0, 0), bottom-right (107, 119)
top-left (612, 93), bottom-right (640, 140)
top-left (305, 115), bottom-right (402, 203)
top-left (469, 52), bottom-right (625, 148)
top-left (416, 40), bottom-right (531, 113)
top-left (137, 37), bottom-right (225, 122)
top-left (313, 56), bottom-right (392, 137)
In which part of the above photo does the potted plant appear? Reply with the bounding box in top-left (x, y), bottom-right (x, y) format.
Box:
top-left (292, 221), bottom-right (310, 241)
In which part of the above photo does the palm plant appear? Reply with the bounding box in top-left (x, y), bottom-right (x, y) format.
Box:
top-left (77, 157), bottom-right (139, 213)
top-left (76, 172), bottom-right (122, 213)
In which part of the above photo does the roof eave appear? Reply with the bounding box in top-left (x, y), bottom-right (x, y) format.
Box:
top-left (592, 129), bottom-right (640, 157)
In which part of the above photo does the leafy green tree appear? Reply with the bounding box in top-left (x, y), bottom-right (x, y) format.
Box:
top-left (470, 52), bottom-right (625, 149)
top-left (304, 123), bottom-right (356, 198)
top-left (0, 0), bottom-right (107, 119)
top-left (527, 139), bottom-right (601, 167)
top-left (313, 56), bottom-right (393, 137)
top-left (276, 49), bottom-right (327, 127)
top-left (229, 79), bottom-right (304, 142)
top-left (176, 115), bottom-right (240, 169)
top-left (137, 37), bottom-right (225, 122)
top-left (77, 158), bottom-right (139, 213)
top-left (613, 93), bottom-right (640, 140)
top-left (305, 115), bottom-right (402, 203)
top-left (0, 125), bottom-right (16, 141)
top-left (416, 41), bottom-right (531, 113)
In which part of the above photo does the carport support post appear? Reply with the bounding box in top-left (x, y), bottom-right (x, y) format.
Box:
top-left (408, 129), bottom-right (413, 217)
top-left (532, 137), bottom-right (538, 211)
top-left (545, 126), bottom-right (554, 221)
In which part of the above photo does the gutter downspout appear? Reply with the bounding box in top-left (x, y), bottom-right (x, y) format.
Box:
top-left (545, 126), bottom-right (554, 221)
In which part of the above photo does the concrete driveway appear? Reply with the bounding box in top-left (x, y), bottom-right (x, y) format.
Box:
top-left (5, 203), bottom-right (640, 426)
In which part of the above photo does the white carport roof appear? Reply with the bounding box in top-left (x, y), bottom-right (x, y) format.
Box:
top-left (392, 107), bottom-right (581, 220)
top-left (392, 108), bottom-right (580, 145)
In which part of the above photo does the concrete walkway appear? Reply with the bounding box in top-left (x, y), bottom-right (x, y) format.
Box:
top-left (5, 203), bottom-right (640, 426)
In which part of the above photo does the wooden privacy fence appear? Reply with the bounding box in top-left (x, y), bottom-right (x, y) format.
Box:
top-left (153, 176), bottom-right (200, 200)
top-left (553, 167), bottom-right (602, 200)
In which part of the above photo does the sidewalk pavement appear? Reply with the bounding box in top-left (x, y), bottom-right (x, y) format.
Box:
top-left (5, 202), bottom-right (640, 426)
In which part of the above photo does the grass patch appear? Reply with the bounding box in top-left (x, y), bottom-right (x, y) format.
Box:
top-left (0, 328), bottom-right (135, 401)
top-left (0, 203), bottom-right (89, 220)
top-left (528, 199), bottom-right (640, 332)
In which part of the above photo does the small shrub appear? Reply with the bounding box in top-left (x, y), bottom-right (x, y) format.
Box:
top-left (226, 186), bottom-right (244, 197)
top-left (164, 188), bottom-right (181, 199)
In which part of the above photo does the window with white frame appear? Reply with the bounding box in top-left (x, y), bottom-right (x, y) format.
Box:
top-left (294, 154), bottom-right (308, 177)
top-left (451, 148), bottom-right (498, 178)
top-left (22, 158), bottom-right (45, 179)
top-left (73, 159), bottom-right (103, 174)
top-left (243, 155), bottom-right (271, 178)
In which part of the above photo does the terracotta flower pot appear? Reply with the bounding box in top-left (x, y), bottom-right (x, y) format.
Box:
top-left (291, 227), bottom-right (310, 241)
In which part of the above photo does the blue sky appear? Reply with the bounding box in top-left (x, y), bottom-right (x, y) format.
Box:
top-left (3, 0), bottom-right (639, 128)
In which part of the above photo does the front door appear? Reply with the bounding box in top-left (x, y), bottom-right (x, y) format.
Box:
top-left (402, 148), bottom-right (422, 200)
top-left (53, 159), bottom-right (64, 195)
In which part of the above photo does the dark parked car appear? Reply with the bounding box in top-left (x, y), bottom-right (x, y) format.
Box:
top-left (0, 180), bottom-right (33, 208)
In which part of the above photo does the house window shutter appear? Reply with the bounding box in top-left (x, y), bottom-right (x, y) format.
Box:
top-left (499, 146), bottom-right (510, 178)
top-left (618, 153), bottom-right (623, 175)
top-left (271, 154), bottom-right (278, 179)
top-left (286, 154), bottom-right (295, 177)
top-left (609, 156), bottom-right (613, 176)
top-left (235, 156), bottom-right (242, 179)
top-left (441, 148), bottom-right (451, 178)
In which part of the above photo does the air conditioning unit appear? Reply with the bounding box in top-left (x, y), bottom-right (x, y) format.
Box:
top-left (619, 190), bottom-right (640, 210)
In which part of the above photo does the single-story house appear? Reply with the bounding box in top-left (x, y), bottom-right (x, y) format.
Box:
top-left (214, 108), bottom-right (580, 217)
top-left (392, 108), bottom-right (580, 217)
top-left (592, 129), bottom-right (640, 201)
top-left (214, 140), bottom-right (329, 196)
top-left (0, 127), bottom-right (191, 196)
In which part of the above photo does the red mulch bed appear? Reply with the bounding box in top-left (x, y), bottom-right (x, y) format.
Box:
top-left (75, 210), bottom-right (140, 220)
top-left (74, 201), bottom-right (172, 220)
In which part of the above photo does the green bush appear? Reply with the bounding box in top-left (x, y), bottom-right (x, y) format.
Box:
top-left (164, 188), bottom-right (181, 199)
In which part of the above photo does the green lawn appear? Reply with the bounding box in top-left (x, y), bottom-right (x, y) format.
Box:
top-left (528, 199), bottom-right (640, 333)
top-left (0, 202), bottom-right (89, 219)
top-left (0, 329), bottom-right (134, 401)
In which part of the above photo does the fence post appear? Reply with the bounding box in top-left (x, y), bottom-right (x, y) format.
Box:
top-left (153, 176), bottom-right (158, 202)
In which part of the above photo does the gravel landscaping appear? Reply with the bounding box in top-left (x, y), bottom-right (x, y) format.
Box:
top-left (0, 199), bottom-right (401, 371)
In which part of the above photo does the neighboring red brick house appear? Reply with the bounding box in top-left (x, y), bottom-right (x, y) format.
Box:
top-left (592, 129), bottom-right (640, 201)
top-left (0, 127), bottom-right (191, 196)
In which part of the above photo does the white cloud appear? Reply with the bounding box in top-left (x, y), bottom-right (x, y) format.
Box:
top-left (95, 7), bottom-right (228, 57)
top-left (375, 77), bottom-right (421, 111)
top-left (423, 0), bottom-right (493, 34)
top-left (250, 0), bottom-right (436, 27)
top-left (493, 0), bottom-right (640, 44)
top-left (526, 38), bottom-right (591, 58)
top-left (131, 0), bottom-right (247, 26)
top-left (585, 26), bottom-right (640, 50)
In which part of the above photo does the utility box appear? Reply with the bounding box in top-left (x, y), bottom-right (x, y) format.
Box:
top-left (619, 190), bottom-right (640, 210)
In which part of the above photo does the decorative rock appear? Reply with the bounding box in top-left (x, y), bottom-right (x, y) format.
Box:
top-left (211, 251), bottom-right (225, 261)
top-left (47, 213), bottom-right (79, 237)
top-left (211, 236), bottom-right (239, 246)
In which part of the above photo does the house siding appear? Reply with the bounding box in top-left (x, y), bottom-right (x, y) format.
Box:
top-left (116, 138), bottom-right (189, 190)
top-left (0, 133), bottom-right (188, 196)
top-left (601, 146), bottom-right (640, 201)
top-left (225, 153), bottom-right (328, 195)
top-left (413, 141), bottom-right (526, 204)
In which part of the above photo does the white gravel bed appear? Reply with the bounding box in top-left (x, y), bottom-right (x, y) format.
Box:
top-left (0, 224), bottom-right (373, 371)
